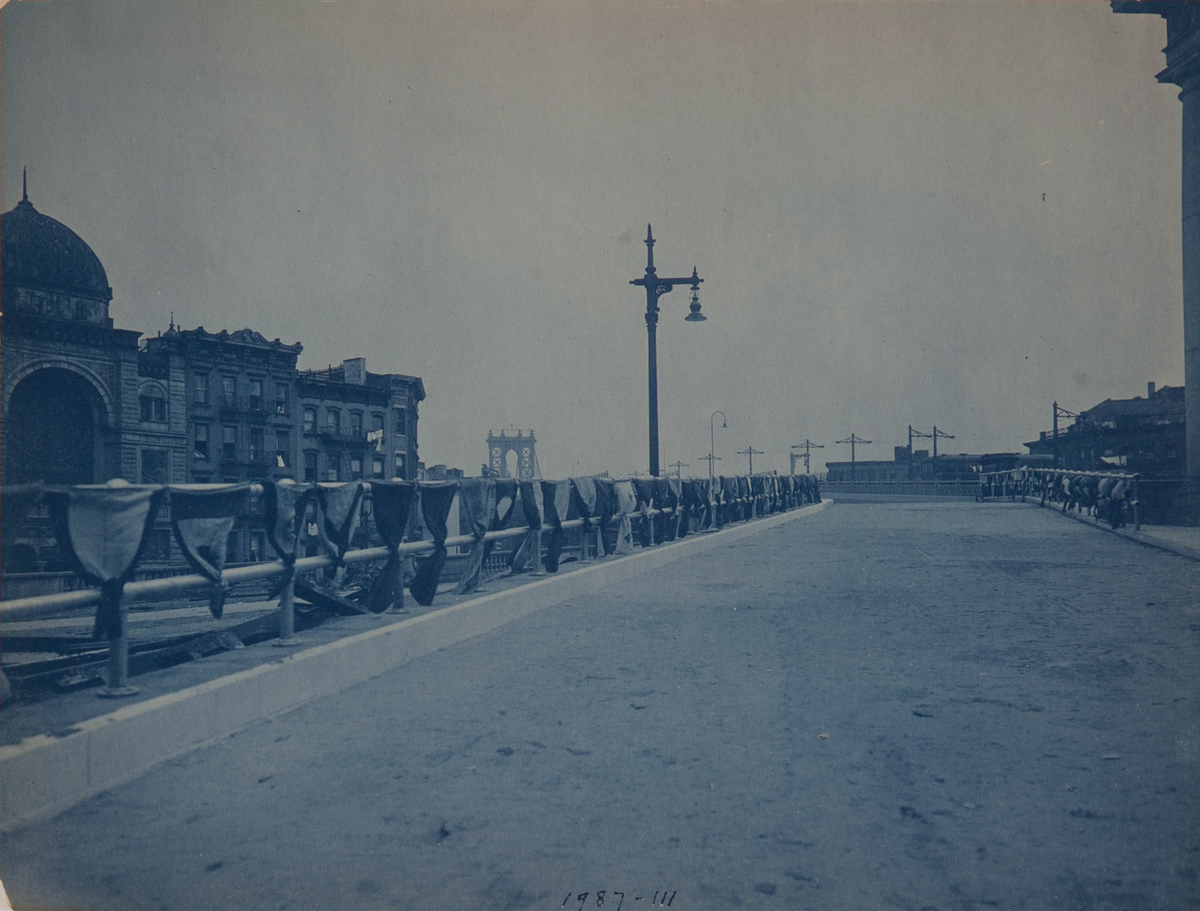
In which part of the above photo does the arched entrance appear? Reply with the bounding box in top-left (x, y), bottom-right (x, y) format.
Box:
top-left (4, 368), bottom-right (102, 484)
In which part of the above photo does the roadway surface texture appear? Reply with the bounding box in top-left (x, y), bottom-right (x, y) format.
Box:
top-left (3, 500), bottom-right (1198, 911)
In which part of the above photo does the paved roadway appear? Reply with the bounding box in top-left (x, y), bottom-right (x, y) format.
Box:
top-left (3, 500), bottom-right (1198, 911)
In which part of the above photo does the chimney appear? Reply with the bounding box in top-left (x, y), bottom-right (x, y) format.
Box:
top-left (343, 357), bottom-right (366, 385)
top-left (1148, 381), bottom-right (1156, 398)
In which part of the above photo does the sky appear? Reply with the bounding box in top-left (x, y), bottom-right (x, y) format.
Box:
top-left (0, 0), bottom-right (1184, 478)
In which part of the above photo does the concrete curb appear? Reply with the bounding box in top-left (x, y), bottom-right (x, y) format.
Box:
top-left (0, 501), bottom-right (828, 832)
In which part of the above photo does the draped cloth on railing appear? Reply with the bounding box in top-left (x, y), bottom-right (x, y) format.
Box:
top-left (510, 480), bottom-right (544, 572)
top-left (721, 477), bottom-right (738, 527)
top-left (737, 476), bottom-right (751, 522)
top-left (633, 478), bottom-right (656, 547)
top-left (1, 482), bottom-right (45, 559)
top-left (169, 484), bottom-right (251, 618)
top-left (540, 479), bottom-right (573, 572)
top-left (708, 477), bottom-right (723, 528)
top-left (656, 478), bottom-right (679, 541)
top-left (571, 477), bottom-right (599, 559)
top-left (408, 481), bottom-right (459, 606)
top-left (592, 477), bottom-right (619, 555)
top-left (365, 480), bottom-right (417, 613)
top-left (46, 484), bottom-right (168, 639)
top-left (262, 482), bottom-right (314, 599)
top-left (612, 480), bottom-right (638, 554)
top-left (316, 481), bottom-right (365, 568)
top-left (697, 478), bottom-right (713, 531)
top-left (454, 478), bottom-right (496, 595)
top-left (486, 477), bottom-right (518, 569)
top-left (679, 479), bottom-right (705, 536)
top-left (455, 478), bottom-right (519, 594)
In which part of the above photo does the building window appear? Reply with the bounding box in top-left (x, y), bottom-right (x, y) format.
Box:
top-left (349, 456), bottom-right (363, 480)
top-left (371, 413), bottom-right (384, 432)
top-left (249, 428), bottom-right (265, 462)
top-left (326, 408), bottom-right (340, 433)
top-left (350, 411), bottom-right (363, 436)
top-left (394, 452), bottom-right (406, 478)
top-left (139, 389), bottom-right (167, 423)
top-left (303, 407), bottom-right (316, 433)
top-left (140, 449), bottom-right (169, 485)
top-left (194, 374), bottom-right (209, 405)
top-left (372, 456), bottom-right (385, 478)
top-left (194, 424), bottom-right (209, 460)
top-left (275, 382), bottom-right (289, 414)
top-left (249, 379), bottom-right (263, 412)
top-left (275, 430), bottom-right (290, 467)
top-left (221, 376), bottom-right (236, 406)
top-left (304, 451), bottom-right (318, 483)
top-left (144, 527), bottom-right (171, 563)
top-left (394, 407), bottom-right (407, 436)
top-left (327, 457), bottom-right (341, 482)
top-left (223, 425), bottom-right (237, 460)
top-left (249, 531), bottom-right (266, 563)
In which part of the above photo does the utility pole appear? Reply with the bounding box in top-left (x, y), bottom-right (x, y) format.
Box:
top-left (699, 453), bottom-right (721, 476)
top-left (737, 445), bottom-right (764, 474)
top-left (908, 425), bottom-right (933, 480)
top-left (835, 434), bottom-right (871, 481)
top-left (1052, 402), bottom-right (1077, 469)
top-left (932, 426), bottom-right (955, 459)
top-left (669, 460), bottom-right (688, 481)
top-left (790, 440), bottom-right (824, 474)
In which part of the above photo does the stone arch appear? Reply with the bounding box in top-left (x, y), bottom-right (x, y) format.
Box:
top-left (3, 358), bottom-right (114, 428)
top-left (138, 379), bottom-right (167, 397)
top-left (3, 366), bottom-right (110, 484)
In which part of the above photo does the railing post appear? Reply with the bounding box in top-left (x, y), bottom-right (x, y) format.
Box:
top-left (274, 577), bottom-right (301, 646)
top-left (99, 594), bottom-right (138, 698)
top-left (1133, 476), bottom-right (1141, 531)
top-left (532, 525), bottom-right (547, 576)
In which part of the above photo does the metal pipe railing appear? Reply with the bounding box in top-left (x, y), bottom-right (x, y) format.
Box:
top-left (978, 468), bottom-right (1141, 531)
top-left (0, 476), bottom-right (799, 696)
top-left (0, 515), bottom-right (610, 620)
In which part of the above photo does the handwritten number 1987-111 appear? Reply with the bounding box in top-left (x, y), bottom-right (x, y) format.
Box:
top-left (563, 890), bottom-right (676, 910)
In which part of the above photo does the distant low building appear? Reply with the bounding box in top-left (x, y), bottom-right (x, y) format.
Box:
top-left (1025, 383), bottom-right (1185, 478)
top-left (824, 446), bottom-right (1033, 483)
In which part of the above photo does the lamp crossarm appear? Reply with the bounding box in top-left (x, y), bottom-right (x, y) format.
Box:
top-left (630, 276), bottom-right (704, 291)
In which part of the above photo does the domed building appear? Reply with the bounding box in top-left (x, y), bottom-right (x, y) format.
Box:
top-left (1, 178), bottom-right (152, 489)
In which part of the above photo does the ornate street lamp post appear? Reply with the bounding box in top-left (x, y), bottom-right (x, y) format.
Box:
top-left (630, 225), bottom-right (705, 477)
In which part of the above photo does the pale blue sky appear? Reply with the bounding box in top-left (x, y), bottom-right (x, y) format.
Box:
top-left (1, 1), bottom-right (1182, 477)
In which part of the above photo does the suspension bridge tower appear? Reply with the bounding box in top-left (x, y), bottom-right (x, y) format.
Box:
top-left (487, 429), bottom-right (541, 480)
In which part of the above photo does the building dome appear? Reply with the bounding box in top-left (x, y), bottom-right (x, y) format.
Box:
top-left (1, 193), bottom-right (112, 301)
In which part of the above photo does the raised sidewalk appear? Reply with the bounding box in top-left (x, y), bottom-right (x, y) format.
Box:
top-left (0, 501), bottom-right (827, 832)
